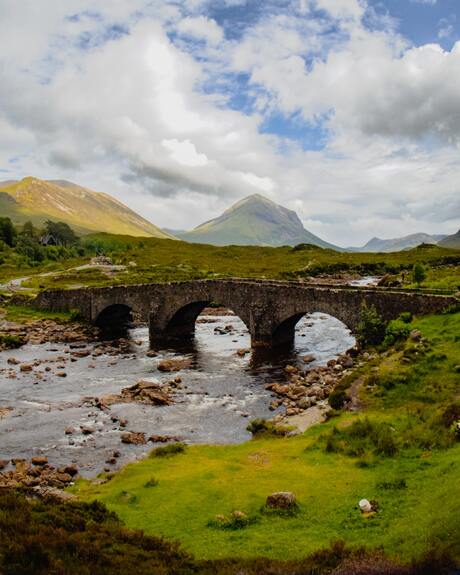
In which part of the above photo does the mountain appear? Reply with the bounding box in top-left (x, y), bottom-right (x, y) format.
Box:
top-left (439, 229), bottom-right (460, 249)
top-left (176, 194), bottom-right (339, 249)
top-left (0, 177), bottom-right (175, 238)
top-left (353, 233), bottom-right (444, 253)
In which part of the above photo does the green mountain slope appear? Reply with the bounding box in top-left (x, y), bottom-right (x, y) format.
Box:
top-left (178, 194), bottom-right (339, 249)
top-left (0, 177), bottom-right (175, 238)
top-left (439, 229), bottom-right (460, 249)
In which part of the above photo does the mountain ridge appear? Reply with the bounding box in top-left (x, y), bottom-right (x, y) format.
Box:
top-left (439, 229), bottom-right (460, 249)
top-left (176, 194), bottom-right (339, 249)
top-left (0, 177), bottom-right (175, 239)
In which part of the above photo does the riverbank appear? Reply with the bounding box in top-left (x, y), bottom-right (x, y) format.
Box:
top-left (71, 310), bottom-right (460, 564)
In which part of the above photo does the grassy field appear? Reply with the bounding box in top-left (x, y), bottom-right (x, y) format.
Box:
top-left (0, 233), bottom-right (457, 293)
top-left (73, 311), bottom-right (460, 563)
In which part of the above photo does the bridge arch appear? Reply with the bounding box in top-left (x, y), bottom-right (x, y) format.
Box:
top-left (272, 306), bottom-right (354, 348)
top-left (95, 303), bottom-right (133, 338)
top-left (154, 297), bottom-right (251, 343)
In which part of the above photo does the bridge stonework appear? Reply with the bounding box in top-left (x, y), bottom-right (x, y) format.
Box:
top-left (34, 280), bottom-right (458, 348)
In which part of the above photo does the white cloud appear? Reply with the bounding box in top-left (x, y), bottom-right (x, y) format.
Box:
top-left (162, 139), bottom-right (209, 167)
top-left (177, 16), bottom-right (224, 45)
top-left (240, 172), bottom-right (275, 193)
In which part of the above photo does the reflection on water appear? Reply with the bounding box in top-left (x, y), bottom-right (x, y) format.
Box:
top-left (0, 312), bottom-right (354, 476)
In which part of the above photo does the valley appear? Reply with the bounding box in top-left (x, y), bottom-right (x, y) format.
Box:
top-left (0, 189), bottom-right (459, 575)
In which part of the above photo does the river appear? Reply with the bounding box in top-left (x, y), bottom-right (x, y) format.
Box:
top-left (0, 312), bottom-right (354, 476)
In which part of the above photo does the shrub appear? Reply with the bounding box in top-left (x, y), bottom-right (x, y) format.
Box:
top-left (356, 303), bottom-right (385, 347)
top-left (412, 263), bottom-right (427, 286)
top-left (440, 402), bottom-right (460, 428)
top-left (329, 388), bottom-right (349, 410)
top-left (207, 510), bottom-right (259, 530)
top-left (69, 309), bottom-right (83, 321)
top-left (150, 442), bottom-right (186, 457)
top-left (324, 418), bottom-right (399, 458)
top-left (0, 334), bottom-right (24, 349)
top-left (246, 418), bottom-right (292, 437)
top-left (377, 478), bottom-right (407, 490)
top-left (399, 312), bottom-right (413, 324)
top-left (383, 320), bottom-right (410, 348)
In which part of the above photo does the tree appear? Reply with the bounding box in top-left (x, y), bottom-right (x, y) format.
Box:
top-left (44, 220), bottom-right (79, 246)
top-left (0, 217), bottom-right (16, 246)
top-left (21, 220), bottom-right (36, 238)
top-left (356, 302), bottom-right (385, 347)
top-left (412, 263), bottom-right (427, 286)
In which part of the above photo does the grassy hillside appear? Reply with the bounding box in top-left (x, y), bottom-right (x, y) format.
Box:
top-left (8, 234), bottom-right (457, 293)
top-left (0, 177), bottom-right (174, 238)
top-left (74, 311), bottom-right (460, 563)
top-left (179, 194), bottom-right (339, 249)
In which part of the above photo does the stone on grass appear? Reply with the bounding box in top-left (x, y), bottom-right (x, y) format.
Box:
top-left (266, 491), bottom-right (297, 509)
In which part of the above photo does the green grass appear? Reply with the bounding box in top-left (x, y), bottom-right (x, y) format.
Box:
top-left (0, 304), bottom-right (75, 323)
top-left (73, 312), bottom-right (460, 563)
top-left (2, 232), bottom-right (459, 292)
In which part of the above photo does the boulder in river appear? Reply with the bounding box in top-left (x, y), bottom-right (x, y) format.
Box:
top-left (121, 431), bottom-right (146, 445)
top-left (120, 380), bottom-right (173, 406)
top-left (157, 358), bottom-right (192, 372)
top-left (148, 434), bottom-right (181, 443)
top-left (31, 456), bottom-right (48, 466)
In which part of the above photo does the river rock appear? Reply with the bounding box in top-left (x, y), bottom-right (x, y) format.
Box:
top-left (58, 464), bottom-right (78, 476)
top-left (20, 363), bottom-right (34, 372)
top-left (266, 492), bottom-right (297, 509)
top-left (302, 354), bottom-right (316, 363)
top-left (120, 380), bottom-right (173, 405)
top-left (284, 365), bottom-right (297, 374)
top-left (236, 348), bottom-right (250, 357)
top-left (148, 434), bottom-right (181, 443)
top-left (31, 456), bottom-right (48, 466)
top-left (0, 459), bottom-right (8, 470)
top-left (157, 358), bottom-right (192, 372)
top-left (121, 431), bottom-right (146, 445)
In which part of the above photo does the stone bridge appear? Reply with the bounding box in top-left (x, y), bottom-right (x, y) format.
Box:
top-left (34, 279), bottom-right (458, 349)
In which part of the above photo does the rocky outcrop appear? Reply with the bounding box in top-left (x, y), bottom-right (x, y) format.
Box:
top-left (267, 351), bottom-right (357, 417)
top-left (0, 459), bottom-right (78, 490)
top-left (120, 381), bottom-right (173, 405)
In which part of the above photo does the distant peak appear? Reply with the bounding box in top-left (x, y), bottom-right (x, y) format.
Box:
top-left (233, 193), bottom-right (272, 205)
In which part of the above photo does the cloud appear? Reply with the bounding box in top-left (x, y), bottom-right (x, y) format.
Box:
top-left (0, 0), bottom-right (458, 246)
top-left (162, 139), bottom-right (209, 167)
top-left (177, 16), bottom-right (224, 44)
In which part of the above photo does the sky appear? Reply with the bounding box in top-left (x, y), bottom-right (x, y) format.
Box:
top-left (0, 0), bottom-right (459, 247)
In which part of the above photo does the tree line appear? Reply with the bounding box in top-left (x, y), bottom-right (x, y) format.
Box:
top-left (0, 217), bottom-right (83, 265)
